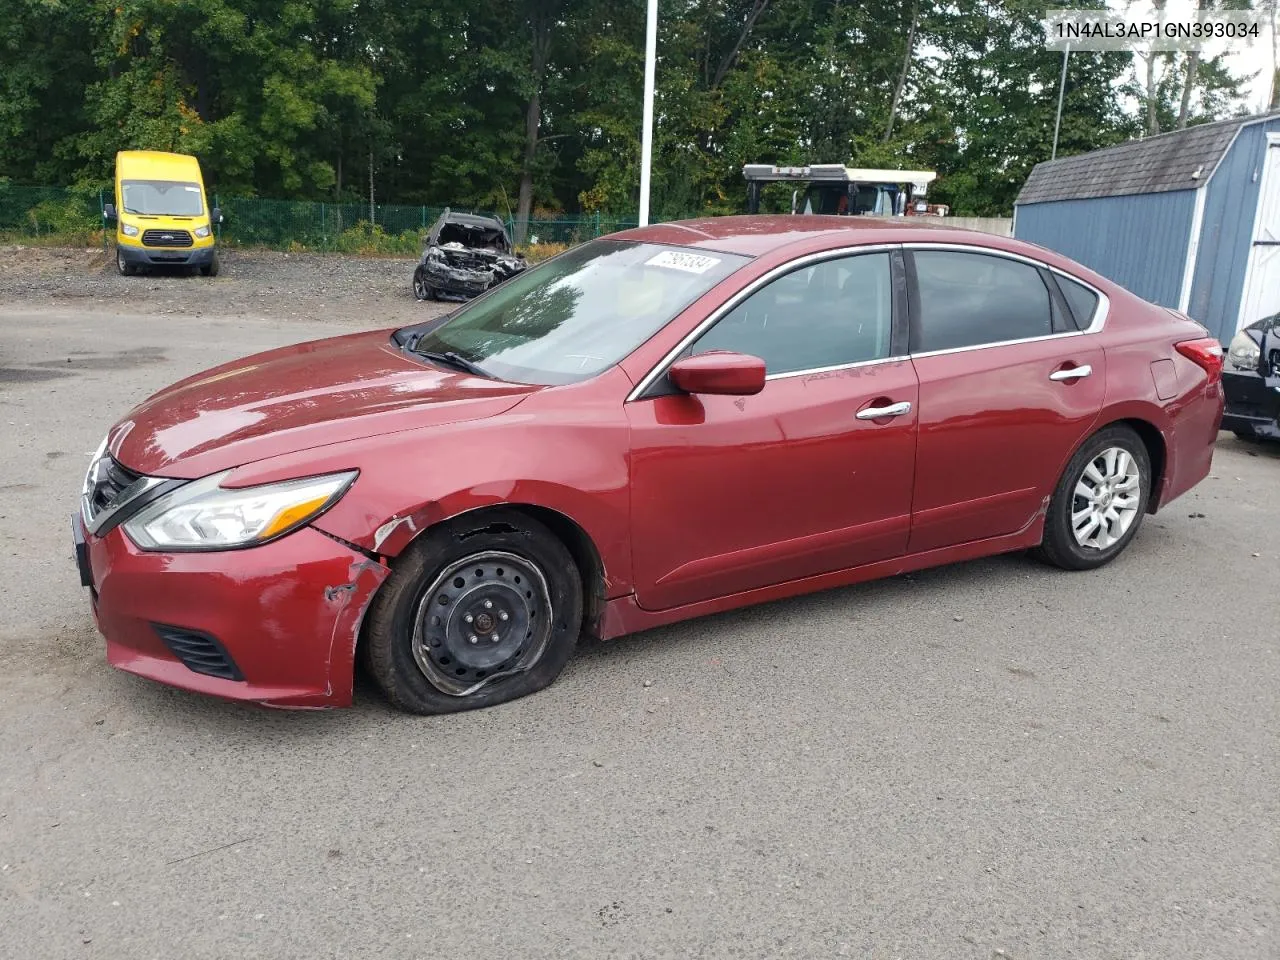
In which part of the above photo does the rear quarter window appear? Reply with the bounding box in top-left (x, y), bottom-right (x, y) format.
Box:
top-left (1056, 275), bottom-right (1101, 329)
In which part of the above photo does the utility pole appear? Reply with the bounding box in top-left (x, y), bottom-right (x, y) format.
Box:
top-left (638, 0), bottom-right (658, 226)
top-left (1052, 44), bottom-right (1070, 160)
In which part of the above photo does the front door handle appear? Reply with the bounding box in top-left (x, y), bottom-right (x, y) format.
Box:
top-left (1049, 365), bottom-right (1092, 381)
top-left (856, 400), bottom-right (912, 420)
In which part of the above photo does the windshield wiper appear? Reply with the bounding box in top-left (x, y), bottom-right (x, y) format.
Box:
top-left (416, 349), bottom-right (491, 378)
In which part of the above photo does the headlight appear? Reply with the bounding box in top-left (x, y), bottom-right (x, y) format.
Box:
top-left (122, 470), bottom-right (357, 551)
top-left (194, 225), bottom-right (211, 238)
top-left (83, 436), bottom-right (108, 497)
top-left (121, 224), bottom-right (139, 237)
top-left (1227, 331), bottom-right (1261, 371)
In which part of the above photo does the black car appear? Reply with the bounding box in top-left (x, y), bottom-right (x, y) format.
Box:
top-left (412, 209), bottom-right (527, 302)
top-left (1223, 311), bottom-right (1280, 441)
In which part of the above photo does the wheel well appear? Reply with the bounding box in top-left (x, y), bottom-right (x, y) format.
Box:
top-left (1108, 418), bottom-right (1166, 511)
top-left (353, 503), bottom-right (608, 682)
top-left (500, 505), bottom-right (607, 637)
top-left (421, 504), bottom-right (606, 639)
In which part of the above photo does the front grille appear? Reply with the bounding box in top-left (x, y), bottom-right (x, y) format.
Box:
top-left (153, 625), bottom-right (244, 681)
top-left (89, 456), bottom-right (141, 517)
top-left (141, 229), bottom-right (193, 247)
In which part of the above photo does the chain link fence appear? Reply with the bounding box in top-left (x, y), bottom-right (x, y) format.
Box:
top-left (0, 184), bottom-right (107, 246)
top-left (0, 183), bottom-right (678, 255)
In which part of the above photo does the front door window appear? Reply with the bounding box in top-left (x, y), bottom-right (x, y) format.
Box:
top-left (690, 252), bottom-right (894, 375)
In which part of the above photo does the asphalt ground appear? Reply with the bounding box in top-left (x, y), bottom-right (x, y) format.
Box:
top-left (1, 294), bottom-right (1277, 959)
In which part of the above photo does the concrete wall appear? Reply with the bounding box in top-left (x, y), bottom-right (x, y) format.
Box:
top-left (1013, 189), bottom-right (1197, 307)
top-left (916, 216), bottom-right (1012, 237)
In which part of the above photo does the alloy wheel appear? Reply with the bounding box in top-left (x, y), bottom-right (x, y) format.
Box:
top-left (1071, 446), bottom-right (1141, 550)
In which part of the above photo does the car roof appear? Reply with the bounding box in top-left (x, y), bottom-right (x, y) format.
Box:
top-left (610, 214), bottom-right (1002, 258)
top-left (116, 150), bottom-right (203, 181)
top-left (439, 211), bottom-right (504, 228)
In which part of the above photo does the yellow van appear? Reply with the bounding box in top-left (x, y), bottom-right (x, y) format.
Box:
top-left (104, 151), bottom-right (221, 276)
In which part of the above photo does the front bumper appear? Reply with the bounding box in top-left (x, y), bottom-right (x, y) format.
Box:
top-left (77, 516), bottom-right (388, 708)
top-left (421, 258), bottom-right (494, 299)
top-left (1222, 368), bottom-right (1280, 440)
top-left (117, 243), bottom-right (216, 267)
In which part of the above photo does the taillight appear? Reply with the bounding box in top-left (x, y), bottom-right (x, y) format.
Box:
top-left (1175, 337), bottom-right (1224, 383)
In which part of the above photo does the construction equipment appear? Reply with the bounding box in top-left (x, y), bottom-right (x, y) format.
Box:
top-left (743, 164), bottom-right (941, 217)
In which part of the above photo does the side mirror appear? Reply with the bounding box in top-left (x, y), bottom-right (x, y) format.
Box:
top-left (211, 207), bottom-right (223, 224)
top-left (668, 351), bottom-right (766, 396)
top-left (103, 203), bottom-right (116, 221)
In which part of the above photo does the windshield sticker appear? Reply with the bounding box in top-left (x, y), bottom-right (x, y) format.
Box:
top-left (645, 250), bottom-right (721, 274)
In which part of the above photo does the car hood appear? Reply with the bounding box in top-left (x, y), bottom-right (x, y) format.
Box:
top-left (108, 330), bottom-right (539, 479)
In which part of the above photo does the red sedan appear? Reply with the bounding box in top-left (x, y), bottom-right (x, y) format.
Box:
top-left (73, 217), bottom-right (1225, 713)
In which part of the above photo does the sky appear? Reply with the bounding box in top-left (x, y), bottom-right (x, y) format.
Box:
top-left (1102, 0), bottom-right (1278, 114)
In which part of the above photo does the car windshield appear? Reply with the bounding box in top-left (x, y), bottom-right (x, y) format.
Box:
top-left (436, 220), bottom-right (509, 252)
top-left (408, 240), bottom-right (748, 385)
top-left (121, 180), bottom-right (204, 216)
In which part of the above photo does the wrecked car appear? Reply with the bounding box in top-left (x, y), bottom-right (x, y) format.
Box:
top-left (1223, 310), bottom-right (1280, 442)
top-left (412, 209), bottom-right (527, 302)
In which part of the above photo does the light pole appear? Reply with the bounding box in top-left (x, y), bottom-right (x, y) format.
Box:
top-left (638, 0), bottom-right (658, 226)
top-left (1052, 43), bottom-right (1070, 160)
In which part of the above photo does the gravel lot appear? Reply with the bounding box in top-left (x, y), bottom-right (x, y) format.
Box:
top-left (1, 255), bottom-right (1277, 960)
top-left (0, 245), bottom-right (434, 325)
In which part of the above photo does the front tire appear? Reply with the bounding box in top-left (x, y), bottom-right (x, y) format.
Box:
top-left (116, 248), bottom-right (137, 276)
top-left (364, 509), bottom-right (583, 714)
top-left (412, 265), bottom-right (434, 301)
top-left (1035, 425), bottom-right (1151, 571)
top-left (200, 251), bottom-right (220, 277)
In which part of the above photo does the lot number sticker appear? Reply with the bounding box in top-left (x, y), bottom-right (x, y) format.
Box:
top-left (645, 250), bottom-right (721, 274)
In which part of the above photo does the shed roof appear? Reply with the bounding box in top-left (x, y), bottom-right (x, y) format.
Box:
top-left (1016, 112), bottom-right (1280, 206)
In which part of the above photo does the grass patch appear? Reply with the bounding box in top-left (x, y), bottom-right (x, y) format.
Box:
top-left (518, 242), bottom-right (570, 263)
top-left (0, 229), bottom-right (107, 248)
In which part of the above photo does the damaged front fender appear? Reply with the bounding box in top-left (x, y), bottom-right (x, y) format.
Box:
top-left (316, 552), bottom-right (390, 709)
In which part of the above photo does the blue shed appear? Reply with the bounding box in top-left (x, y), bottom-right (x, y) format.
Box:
top-left (1014, 112), bottom-right (1280, 344)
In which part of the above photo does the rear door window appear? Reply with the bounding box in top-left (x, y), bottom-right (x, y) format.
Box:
top-left (911, 250), bottom-right (1054, 352)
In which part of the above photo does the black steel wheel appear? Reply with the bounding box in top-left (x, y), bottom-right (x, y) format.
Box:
top-left (412, 265), bottom-right (434, 301)
top-left (364, 508), bottom-right (583, 714)
top-left (411, 551), bottom-right (551, 696)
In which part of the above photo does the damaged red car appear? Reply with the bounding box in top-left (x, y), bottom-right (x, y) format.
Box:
top-left (73, 216), bottom-right (1225, 713)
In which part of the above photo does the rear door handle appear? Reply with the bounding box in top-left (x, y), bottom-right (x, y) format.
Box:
top-left (856, 401), bottom-right (912, 420)
top-left (1049, 365), bottom-right (1092, 381)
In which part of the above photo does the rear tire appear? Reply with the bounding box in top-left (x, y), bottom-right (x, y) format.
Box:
top-left (116, 248), bottom-right (136, 276)
top-left (364, 509), bottom-right (583, 714)
top-left (1034, 425), bottom-right (1151, 571)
